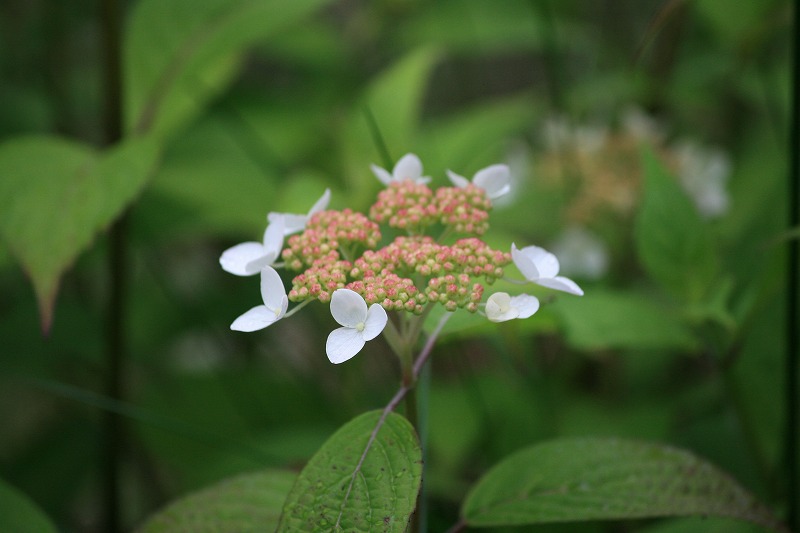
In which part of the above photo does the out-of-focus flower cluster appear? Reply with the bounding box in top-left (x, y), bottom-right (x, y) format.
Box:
top-left (220, 153), bottom-right (583, 364)
top-left (529, 107), bottom-right (732, 281)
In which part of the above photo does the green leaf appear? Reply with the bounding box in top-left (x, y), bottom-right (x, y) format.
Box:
top-left (124, 0), bottom-right (332, 138)
top-left (634, 149), bottom-right (717, 302)
top-left (278, 410), bottom-right (422, 532)
top-left (0, 477), bottom-right (57, 533)
top-left (554, 289), bottom-right (696, 351)
top-left (137, 468), bottom-right (297, 532)
top-left (462, 437), bottom-right (785, 531)
top-left (341, 47), bottom-right (441, 205)
top-left (0, 135), bottom-right (160, 330)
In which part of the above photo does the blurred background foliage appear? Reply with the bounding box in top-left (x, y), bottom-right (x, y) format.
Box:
top-left (0, 0), bottom-right (794, 531)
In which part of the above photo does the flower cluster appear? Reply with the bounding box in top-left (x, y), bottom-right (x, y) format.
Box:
top-left (221, 153), bottom-right (583, 364)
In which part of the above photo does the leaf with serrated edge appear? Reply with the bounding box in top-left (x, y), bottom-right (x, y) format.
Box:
top-left (0, 136), bottom-right (159, 331)
top-left (278, 410), bottom-right (422, 532)
top-left (137, 469), bottom-right (296, 532)
top-left (462, 437), bottom-right (786, 531)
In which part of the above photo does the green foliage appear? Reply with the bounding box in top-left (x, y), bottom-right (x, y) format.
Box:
top-left (136, 469), bottom-right (296, 532)
top-left (462, 437), bottom-right (785, 530)
top-left (0, 478), bottom-right (57, 533)
top-left (124, 0), bottom-right (333, 138)
top-left (278, 410), bottom-right (422, 532)
top-left (0, 135), bottom-right (159, 330)
top-left (635, 149), bottom-right (718, 303)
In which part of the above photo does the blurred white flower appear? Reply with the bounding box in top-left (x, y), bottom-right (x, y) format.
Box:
top-left (485, 292), bottom-right (539, 322)
top-left (371, 153), bottom-right (430, 186)
top-left (511, 243), bottom-right (584, 296)
top-left (326, 289), bottom-right (388, 364)
top-left (674, 142), bottom-right (731, 218)
top-left (219, 217), bottom-right (285, 276)
top-left (621, 106), bottom-right (665, 143)
top-left (542, 116), bottom-right (607, 154)
top-left (447, 164), bottom-right (511, 199)
top-left (230, 266), bottom-right (288, 332)
top-left (550, 227), bottom-right (609, 280)
top-left (268, 188), bottom-right (331, 235)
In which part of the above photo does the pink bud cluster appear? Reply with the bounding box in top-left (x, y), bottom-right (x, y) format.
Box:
top-left (369, 181), bottom-right (492, 235)
top-left (285, 178), bottom-right (509, 314)
top-left (282, 209), bottom-right (380, 270)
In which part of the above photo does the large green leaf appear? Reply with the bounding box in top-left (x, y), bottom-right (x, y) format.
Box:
top-left (137, 468), bottom-right (296, 532)
top-left (0, 135), bottom-right (159, 330)
top-left (278, 410), bottom-right (422, 532)
top-left (634, 149), bottom-right (717, 302)
top-left (0, 478), bottom-right (57, 533)
top-left (462, 437), bottom-right (785, 531)
top-left (124, 0), bottom-right (332, 138)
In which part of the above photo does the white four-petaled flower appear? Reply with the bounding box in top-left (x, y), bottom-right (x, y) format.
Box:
top-left (230, 266), bottom-right (288, 332)
top-left (371, 153), bottom-right (430, 186)
top-left (268, 188), bottom-right (331, 235)
top-left (447, 164), bottom-right (511, 200)
top-left (485, 292), bottom-right (539, 322)
top-left (511, 243), bottom-right (584, 296)
top-left (219, 217), bottom-right (285, 276)
top-left (326, 289), bottom-right (388, 364)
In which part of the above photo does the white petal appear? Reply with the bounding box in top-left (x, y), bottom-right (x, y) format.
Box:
top-left (393, 153), bottom-right (422, 181)
top-left (260, 266), bottom-right (288, 314)
top-left (330, 289), bottom-right (368, 327)
top-left (519, 245), bottom-right (560, 279)
top-left (473, 164), bottom-right (511, 199)
top-left (361, 304), bottom-right (388, 341)
top-left (511, 243), bottom-right (540, 281)
top-left (307, 188), bottom-right (331, 217)
top-left (220, 242), bottom-right (266, 276)
top-left (262, 217), bottom-right (285, 251)
top-left (371, 164), bottom-right (394, 185)
top-left (486, 292), bottom-right (517, 322)
top-left (509, 294), bottom-right (540, 318)
top-left (268, 212), bottom-right (308, 235)
top-left (326, 327), bottom-right (366, 364)
top-left (535, 275), bottom-right (584, 296)
top-left (415, 175), bottom-right (431, 184)
top-left (231, 305), bottom-right (279, 332)
top-left (446, 170), bottom-right (470, 188)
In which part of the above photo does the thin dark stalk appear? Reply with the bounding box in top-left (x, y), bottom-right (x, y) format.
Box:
top-left (787, 1), bottom-right (799, 529)
top-left (363, 106), bottom-right (394, 169)
top-left (100, 0), bottom-right (125, 530)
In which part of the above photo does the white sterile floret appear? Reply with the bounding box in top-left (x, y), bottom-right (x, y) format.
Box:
top-left (326, 289), bottom-right (388, 364)
top-left (511, 243), bottom-right (584, 296)
top-left (446, 164), bottom-right (511, 200)
top-left (268, 188), bottom-right (331, 235)
top-left (219, 217), bottom-right (285, 276)
top-left (485, 292), bottom-right (540, 322)
top-left (370, 153), bottom-right (430, 186)
top-left (230, 266), bottom-right (288, 332)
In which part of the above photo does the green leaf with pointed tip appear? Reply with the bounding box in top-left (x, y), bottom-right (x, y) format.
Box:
top-left (137, 468), bottom-right (297, 532)
top-left (462, 437), bottom-right (785, 531)
top-left (0, 478), bottom-right (57, 533)
top-left (124, 0), bottom-right (332, 138)
top-left (278, 410), bottom-right (422, 532)
top-left (634, 149), bottom-right (717, 302)
top-left (0, 135), bottom-right (159, 330)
